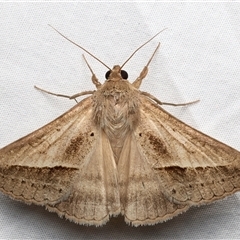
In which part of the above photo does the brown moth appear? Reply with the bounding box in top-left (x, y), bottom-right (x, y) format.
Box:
top-left (1, 28), bottom-right (240, 227)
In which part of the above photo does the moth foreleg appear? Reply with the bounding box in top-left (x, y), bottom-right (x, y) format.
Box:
top-left (82, 54), bottom-right (102, 89)
top-left (132, 43), bottom-right (160, 89)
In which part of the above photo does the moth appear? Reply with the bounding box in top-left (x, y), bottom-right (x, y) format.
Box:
top-left (1, 27), bottom-right (240, 227)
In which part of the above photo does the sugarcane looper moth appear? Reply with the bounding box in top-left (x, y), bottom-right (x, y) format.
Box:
top-left (1, 27), bottom-right (240, 226)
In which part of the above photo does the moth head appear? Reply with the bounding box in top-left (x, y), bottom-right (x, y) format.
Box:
top-left (105, 65), bottom-right (128, 81)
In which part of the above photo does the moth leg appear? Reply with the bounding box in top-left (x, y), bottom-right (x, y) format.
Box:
top-left (34, 85), bottom-right (95, 103)
top-left (132, 43), bottom-right (160, 89)
top-left (141, 91), bottom-right (200, 106)
top-left (82, 54), bottom-right (102, 89)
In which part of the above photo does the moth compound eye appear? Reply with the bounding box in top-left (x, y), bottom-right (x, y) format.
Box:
top-left (105, 70), bottom-right (111, 79)
top-left (121, 70), bottom-right (128, 79)
top-left (105, 70), bottom-right (128, 79)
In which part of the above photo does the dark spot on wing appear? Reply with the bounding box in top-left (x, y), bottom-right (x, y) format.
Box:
top-left (148, 134), bottom-right (168, 155)
top-left (65, 135), bottom-right (84, 155)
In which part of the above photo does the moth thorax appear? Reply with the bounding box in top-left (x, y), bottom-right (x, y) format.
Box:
top-left (92, 87), bottom-right (140, 163)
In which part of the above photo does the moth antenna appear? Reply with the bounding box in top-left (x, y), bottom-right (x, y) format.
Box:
top-left (120, 28), bottom-right (167, 69)
top-left (48, 24), bottom-right (111, 70)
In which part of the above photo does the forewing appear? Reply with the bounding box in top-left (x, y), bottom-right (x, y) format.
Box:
top-left (118, 133), bottom-right (189, 226)
top-left (47, 130), bottom-right (120, 226)
top-left (136, 96), bottom-right (240, 206)
top-left (118, 96), bottom-right (240, 226)
top-left (0, 97), bottom-right (120, 225)
top-left (0, 97), bottom-right (95, 205)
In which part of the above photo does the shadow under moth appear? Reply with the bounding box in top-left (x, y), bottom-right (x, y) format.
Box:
top-left (1, 27), bottom-right (240, 226)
